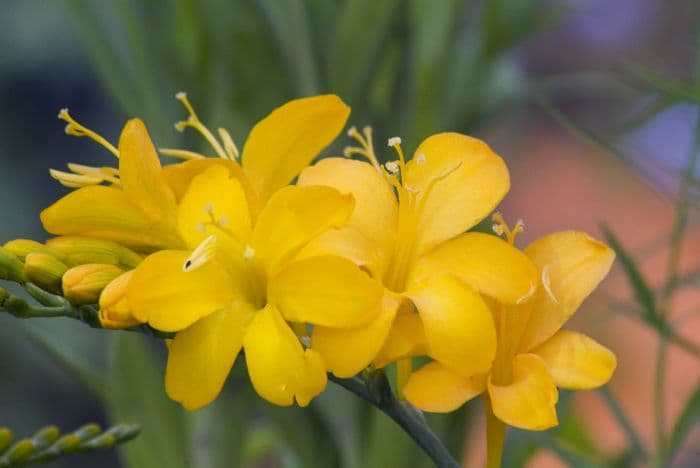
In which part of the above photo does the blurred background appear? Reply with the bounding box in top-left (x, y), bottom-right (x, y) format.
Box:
top-left (1, 0), bottom-right (698, 467)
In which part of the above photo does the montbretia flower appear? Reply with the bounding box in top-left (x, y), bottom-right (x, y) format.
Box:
top-left (297, 128), bottom-right (539, 392)
top-left (403, 217), bottom-right (617, 431)
top-left (109, 95), bottom-right (384, 410)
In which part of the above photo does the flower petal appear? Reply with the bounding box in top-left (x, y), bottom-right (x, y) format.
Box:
top-left (519, 231), bottom-right (615, 350)
top-left (165, 301), bottom-right (254, 410)
top-left (243, 305), bottom-right (326, 406)
top-left (40, 185), bottom-right (182, 250)
top-left (177, 165), bottom-right (252, 249)
top-left (408, 275), bottom-right (497, 377)
top-left (374, 305), bottom-right (427, 368)
top-left (118, 119), bottom-right (178, 224)
top-left (269, 255), bottom-right (383, 328)
top-left (532, 330), bottom-right (616, 389)
top-left (404, 362), bottom-right (486, 412)
top-left (298, 158), bottom-right (398, 258)
top-left (162, 158), bottom-right (252, 204)
top-left (127, 250), bottom-right (234, 331)
top-left (312, 294), bottom-right (399, 377)
top-left (488, 353), bottom-right (558, 430)
top-left (403, 133), bottom-right (510, 255)
top-left (295, 226), bottom-right (383, 278)
top-left (251, 185), bottom-right (354, 274)
top-left (242, 95), bottom-right (350, 203)
top-left (409, 232), bottom-right (539, 305)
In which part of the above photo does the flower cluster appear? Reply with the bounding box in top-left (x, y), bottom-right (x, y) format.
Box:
top-left (0, 94), bottom-right (616, 431)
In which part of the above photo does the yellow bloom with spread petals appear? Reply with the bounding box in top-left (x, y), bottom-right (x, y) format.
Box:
top-left (297, 129), bottom-right (539, 389)
top-left (114, 95), bottom-right (384, 410)
top-left (403, 222), bottom-right (617, 432)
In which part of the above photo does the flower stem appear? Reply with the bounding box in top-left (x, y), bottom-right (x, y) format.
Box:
top-left (484, 396), bottom-right (505, 468)
top-left (328, 372), bottom-right (460, 468)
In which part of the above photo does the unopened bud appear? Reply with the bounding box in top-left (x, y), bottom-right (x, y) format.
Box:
top-left (3, 239), bottom-right (68, 263)
top-left (62, 264), bottom-right (124, 305)
top-left (46, 236), bottom-right (142, 269)
top-left (0, 247), bottom-right (26, 283)
top-left (24, 253), bottom-right (69, 294)
top-left (0, 427), bottom-right (13, 453)
top-left (99, 271), bottom-right (140, 329)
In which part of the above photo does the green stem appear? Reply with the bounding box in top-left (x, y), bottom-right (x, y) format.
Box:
top-left (598, 386), bottom-right (647, 459)
top-left (328, 372), bottom-right (460, 468)
top-left (483, 396), bottom-right (505, 468)
top-left (653, 335), bottom-right (669, 467)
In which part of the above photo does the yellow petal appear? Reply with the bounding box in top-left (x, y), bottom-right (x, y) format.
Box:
top-left (295, 226), bottom-right (384, 278)
top-left (243, 305), bottom-right (326, 406)
top-left (374, 305), bottom-right (427, 368)
top-left (165, 301), bottom-right (254, 410)
top-left (312, 294), bottom-right (399, 377)
top-left (298, 158), bottom-right (397, 258)
top-left (294, 348), bottom-right (328, 407)
top-left (404, 362), bottom-right (486, 412)
top-left (487, 353), bottom-right (559, 430)
top-left (408, 274), bottom-right (496, 377)
top-left (519, 231), bottom-right (616, 350)
top-left (532, 330), bottom-right (616, 389)
top-left (242, 95), bottom-right (350, 203)
top-left (251, 185), bottom-right (354, 274)
top-left (162, 158), bottom-right (256, 208)
top-left (118, 119), bottom-right (177, 224)
top-left (176, 165), bottom-right (252, 249)
top-left (409, 232), bottom-right (539, 305)
top-left (127, 250), bottom-right (234, 332)
top-left (269, 255), bottom-right (383, 328)
top-left (403, 133), bottom-right (510, 255)
top-left (40, 185), bottom-right (182, 249)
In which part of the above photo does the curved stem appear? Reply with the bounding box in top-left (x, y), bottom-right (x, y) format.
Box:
top-left (329, 372), bottom-right (460, 468)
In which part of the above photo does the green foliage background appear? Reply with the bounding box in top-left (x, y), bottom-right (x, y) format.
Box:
top-left (1, 0), bottom-right (698, 467)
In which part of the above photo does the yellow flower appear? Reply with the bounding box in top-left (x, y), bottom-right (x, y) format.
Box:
top-left (121, 95), bottom-right (384, 410)
top-left (403, 220), bottom-right (617, 431)
top-left (297, 129), bottom-right (539, 390)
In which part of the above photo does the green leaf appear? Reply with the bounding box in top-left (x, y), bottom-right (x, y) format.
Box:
top-left (106, 333), bottom-right (190, 468)
top-left (329, 0), bottom-right (400, 104)
top-left (254, 0), bottom-right (320, 96)
top-left (601, 225), bottom-right (660, 327)
top-left (667, 387), bottom-right (700, 463)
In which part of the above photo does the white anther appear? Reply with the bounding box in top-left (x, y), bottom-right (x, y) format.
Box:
top-left (416, 153), bottom-right (427, 165)
top-left (175, 91), bottom-right (187, 100)
top-left (183, 235), bottom-right (217, 272)
top-left (195, 222), bottom-right (206, 234)
top-left (58, 108), bottom-right (69, 118)
top-left (300, 336), bottom-right (311, 347)
top-left (385, 161), bottom-right (400, 174)
top-left (202, 202), bottom-right (214, 214)
top-left (347, 126), bottom-right (357, 137)
top-left (243, 245), bottom-right (255, 261)
top-left (492, 223), bottom-right (505, 236)
top-left (64, 123), bottom-right (72, 135)
top-left (387, 136), bottom-right (402, 147)
top-left (343, 147), bottom-right (353, 157)
top-left (542, 265), bottom-right (559, 304)
top-left (218, 216), bottom-right (229, 227)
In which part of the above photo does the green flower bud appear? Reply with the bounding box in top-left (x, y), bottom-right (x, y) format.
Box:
top-left (0, 247), bottom-right (26, 283)
top-left (24, 253), bottom-right (69, 294)
top-left (46, 236), bottom-right (142, 269)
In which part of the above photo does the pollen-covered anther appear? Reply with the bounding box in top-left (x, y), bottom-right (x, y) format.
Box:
top-left (218, 216), bottom-right (229, 227)
top-left (195, 223), bottom-right (206, 234)
top-left (541, 265), bottom-right (559, 304)
top-left (56, 108), bottom-right (120, 158)
top-left (202, 202), bottom-right (214, 214)
top-left (183, 235), bottom-right (217, 272)
top-left (385, 161), bottom-right (400, 175)
top-left (243, 245), bottom-right (255, 261)
top-left (387, 136), bottom-right (402, 147)
top-left (346, 126), bottom-right (357, 138)
top-left (175, 91), bottom-right (187, 100)
top-left (492, 223), bottom-right (505, 236)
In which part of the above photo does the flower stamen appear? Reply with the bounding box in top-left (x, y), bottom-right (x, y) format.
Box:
top-left (183, 235), bottom-right (217, 272)
top-left (174, 92), bottom-right (239, 161)
top-left (57, 108), bottom-right (120, 158)
top-left (492, 213), bottom-right (525, 245)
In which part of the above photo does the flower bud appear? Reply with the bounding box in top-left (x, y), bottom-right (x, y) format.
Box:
top-left (0, 247), bottom-right (26, 283)
top-left (99, 271), bottom-right (140, 329)
top-left (62, 264), bottom-right (124, 305)
top-left (24, 253), bottom-right (69, 293)
top-left (46, 236), bottom-right (142, 269)
top-left (3, 239), bottom-right (68, 263)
